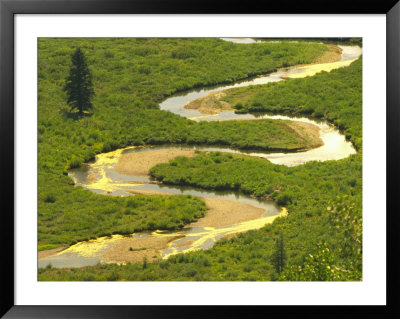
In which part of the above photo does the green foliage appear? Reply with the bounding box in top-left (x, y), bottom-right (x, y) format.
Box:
top-left (326, 195), bottom-right (362, 274)
top-left (259, 38), bottom-right (362, 46)
top-left (69, 155), bottom-right (81, 169)
top-left (37, 38), bottom-right (362, 282)
top-left (38, 244), bottom-right (59, 251)
top-left (44, 193), bottom-right (57, 203)
top-left (227, 57), bottom-right (362, 150)
top-left (279, 194), bottom-right (363, 281)
top-left (38, 193), bottom-right (206, 247)
top-left (271, 232), bottom-right (287, 274)
top-left (187, 119), bottom-right (320, 151)
top-left (279, 242), bottom-right (360, 281)
top-left (64, 47), bottom-right (95, 114)
top-left (276, 194), bottom-right (292, 206)
top-left (38, 38), bottom-right (327, 248)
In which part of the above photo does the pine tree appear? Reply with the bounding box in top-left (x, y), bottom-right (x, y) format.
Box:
top-left (271, 232), bottom-right (287, 275)
top-left (64, 47), bottom-right (94, 114)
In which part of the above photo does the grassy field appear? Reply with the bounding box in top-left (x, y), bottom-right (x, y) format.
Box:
top-left (38, 38), bottom-right (328, 249)
top-left (231, 58), bottom-right (363, 150)
top-left (187, 119), bottom-right (322, 151)
top-left (188, 58), bottom-right (362, 150)
top-left (37, 38), bottom-right (362, 281)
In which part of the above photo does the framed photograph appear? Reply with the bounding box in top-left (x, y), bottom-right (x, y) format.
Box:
top-left (1, 0), bottom-right (398, 317)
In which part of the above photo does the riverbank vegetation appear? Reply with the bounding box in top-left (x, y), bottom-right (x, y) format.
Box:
top-left (37, 38), bottom-right (362, 281)
top-left (192, 57), bottom-right (362, 150)
top-left (187, 119), bottom-right (322, 151)
top-left (232, 57), bottom-right (362, 150)
top-left (39, 190), bottom-right (361, 281)
top-left (38, 38), bottom-right (328, 249)
top-left (258, 38), bottom-right (362, 46)
top-left (39, 193), bottom-right (206, 250)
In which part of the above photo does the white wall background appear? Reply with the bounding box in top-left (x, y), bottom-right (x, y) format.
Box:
top-left (15, 14), bottom-right (386, 305)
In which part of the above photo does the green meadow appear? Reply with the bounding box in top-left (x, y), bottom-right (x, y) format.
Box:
top-left (37, 38), bottom-right (362, 281)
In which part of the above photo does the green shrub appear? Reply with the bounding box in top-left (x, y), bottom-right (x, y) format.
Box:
top-left (277, 194), bottom-right (292, 206)
top-left (44, 193), bottom-right (57, 203)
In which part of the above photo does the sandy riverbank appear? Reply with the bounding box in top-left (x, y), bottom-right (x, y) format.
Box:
top-left (101, 235), bottom-right (181, 264)
top-left (185, 90), bottom-right (230, 115)
top-left (184, 44), bottom-right (343, 115)
top-left (39, 192), bottom-right (268, 264)
top-left (38, 247), bottom-right (66, 260)
top-left (191, 197), bottom-right (265, 227)
top-left (128, 189), bottom-right (266, 228)
top-left (286, 121), bottom-right (323, 150)
top-left (99, 196), bottom-right (266, 264)
top-left (115, 149), bottom-right (196, 176)
top-left (309, 44), bottom-right (342, 64)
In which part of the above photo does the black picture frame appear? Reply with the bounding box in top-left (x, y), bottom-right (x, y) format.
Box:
top-left (1, 0), bottom-right (399, 317)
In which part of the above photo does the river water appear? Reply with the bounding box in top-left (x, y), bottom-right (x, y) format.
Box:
top-left (39, 39), bottom-right (361, 269)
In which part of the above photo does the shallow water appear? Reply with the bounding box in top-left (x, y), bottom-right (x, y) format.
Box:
top-left (39, 40), bottom-right (361, 269)
top-left (39, 208), bottom-right (287, 268)
top-left (69, 146), bottom-right (282, 212)
top-left (159, 45), bottom-right (361, 122)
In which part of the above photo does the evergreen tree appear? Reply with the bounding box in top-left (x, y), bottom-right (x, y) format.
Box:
top-left (271, 232), bottom-right (287, 275)
top-left (64, 47), bottom-right (94, 114)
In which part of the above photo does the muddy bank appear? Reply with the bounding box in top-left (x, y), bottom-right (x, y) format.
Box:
top-left (99, 195), bottom-right (268, 264)
top-left (102, 235), bottom-right (181, 264)
top-left (38, 247), bottom-right (66, 260)
top-left (281, 59), bottom-right (355, 80)
top-left (39, 191), bottom-right (270, 264)
top-left (126, 189), bottom-right (265, 228)
top-left (185, 90), bottom-right (230, 115)
top-left (115, 148), bottom-right (196, 176)
top-left (304, 44), bottom-right (342, 64)
top-left (286, 121), bottom-right (323, 150)
top-left (184, 44), bottom-right (343, 115)
top-left (50, 44), bottom-right (358, 268)
top-left (192, 197), bottom-right (264, 228)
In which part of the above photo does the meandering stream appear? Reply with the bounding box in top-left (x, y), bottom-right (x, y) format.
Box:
top-left (38, 40), bottom-right (361, 269)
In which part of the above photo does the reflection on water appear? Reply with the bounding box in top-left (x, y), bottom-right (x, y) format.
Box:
top-left (39, 194), bottom-right (285, 268)
top-left (220, 38), bottom-right (264, 44)
top-left (160, 44), bottom-right (361, 121)
top-left (160, 208), bottom-right (288, 259)
top-left (39, 40), bottom-right (361, 269)
top-left (39, 146), bottom-right (283, 268)
top-left (69, 146), bottom-right (280, 212)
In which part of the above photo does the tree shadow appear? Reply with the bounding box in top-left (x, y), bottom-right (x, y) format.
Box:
top-left (60, 108), bottom-right (93, 120)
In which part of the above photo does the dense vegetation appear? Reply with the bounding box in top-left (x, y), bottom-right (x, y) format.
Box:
top-left (39, 193), bottom-right (361, 281)
top-left (39, 194), bottom-right (206, 250)
top-left (63, 47), bottom-right (95, 114)
top-left (38, 39), bottom-right (362, 281)
top-left (258, 38), bottom-right (362, 46)
top-left (222, 58), bottom-right (362, 150)
top-left (39, 118), bottom-right (319, 250)
top-left (38, 38), bottom-right (328, 250)
top-left (186, 119), bottom-right (321, 151)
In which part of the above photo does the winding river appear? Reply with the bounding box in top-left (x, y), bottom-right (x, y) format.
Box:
top-left (38, 40), bottom-right (362, 269)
